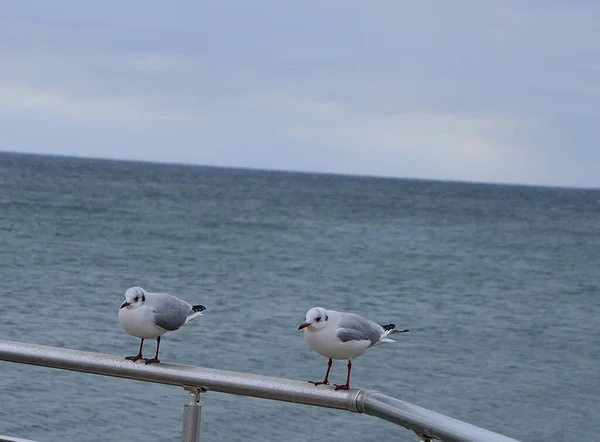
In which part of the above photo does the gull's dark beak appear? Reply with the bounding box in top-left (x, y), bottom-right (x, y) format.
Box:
top-left (120, 301), bottom-right (130, 309)
top-left (298, 322), bottom-right (310, 330)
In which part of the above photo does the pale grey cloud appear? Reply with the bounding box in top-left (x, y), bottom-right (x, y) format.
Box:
top-left (0, 0), bottom-right (598, 187)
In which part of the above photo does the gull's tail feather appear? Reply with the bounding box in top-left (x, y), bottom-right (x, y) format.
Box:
top-left (373, 324), bottom-right (409, 347)
top-left (373, 337), bottom-right (396, 346)
top-left (185, 304), bottom-right (207, 323)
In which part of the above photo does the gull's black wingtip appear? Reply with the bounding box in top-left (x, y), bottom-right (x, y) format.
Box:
top-left (382, 323), bottom-right (410, 334)
top-left (192, 304), bottom-right (207, 312)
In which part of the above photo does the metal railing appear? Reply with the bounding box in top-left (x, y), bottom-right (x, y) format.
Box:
top-left (0, 436), bottom-right (39, 442)
top-left (0, 340), bottom-right (520, 442)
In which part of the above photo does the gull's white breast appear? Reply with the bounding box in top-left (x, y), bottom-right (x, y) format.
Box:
top-left (119, 305), bottom-right (167, 339)
top-left (304, 326), bottom-right (371, 360)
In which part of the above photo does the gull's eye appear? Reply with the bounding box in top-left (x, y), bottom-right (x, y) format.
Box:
top-left (316, 316), bottom-right (322, 322)
top-left (134, 296), bottom-right (139, 302)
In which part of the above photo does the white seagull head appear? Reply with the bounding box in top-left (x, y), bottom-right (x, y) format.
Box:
top-left (298, 306), bottom-right (330, 331)
top-left (120, 286), bottom-right (147, 310)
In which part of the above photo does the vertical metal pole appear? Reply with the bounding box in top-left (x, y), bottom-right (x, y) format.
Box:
top-left (182, 386), bottom-right (203, 442)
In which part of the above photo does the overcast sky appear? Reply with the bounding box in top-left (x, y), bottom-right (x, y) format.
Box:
top-left (1, 1), bottom-right (598, 188)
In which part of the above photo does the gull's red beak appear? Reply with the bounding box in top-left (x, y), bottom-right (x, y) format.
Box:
top-left (120, 301), bottom-right (130, 309)
top-left (298, 322), bottom-right (311, 330)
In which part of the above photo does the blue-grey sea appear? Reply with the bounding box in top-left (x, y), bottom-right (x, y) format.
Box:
top-left (0, 151), bottom-right (598, 442)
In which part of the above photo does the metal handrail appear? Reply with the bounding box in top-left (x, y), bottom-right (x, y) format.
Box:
top-left (0, 436), bottom-right (39, 442)
top-left (0, 340), bottom-right (521, 442)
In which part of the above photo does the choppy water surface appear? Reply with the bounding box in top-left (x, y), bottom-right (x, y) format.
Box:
top-left (0, 152), bottom-right (598, 441)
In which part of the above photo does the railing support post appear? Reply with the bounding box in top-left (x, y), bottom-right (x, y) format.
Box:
top-left (182, 386), bottom-right (204, 442)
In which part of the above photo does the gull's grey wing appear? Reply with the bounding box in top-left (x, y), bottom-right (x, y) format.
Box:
top-left (336, 313), bottom-right (383, 346)
top-left (149, 293), bottom-right (192, 331)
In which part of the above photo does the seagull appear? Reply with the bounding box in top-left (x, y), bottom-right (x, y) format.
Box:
top-left (119, 286), bottom-right (206, 364)
top-left (298, 307), bottom-right (409, 390)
